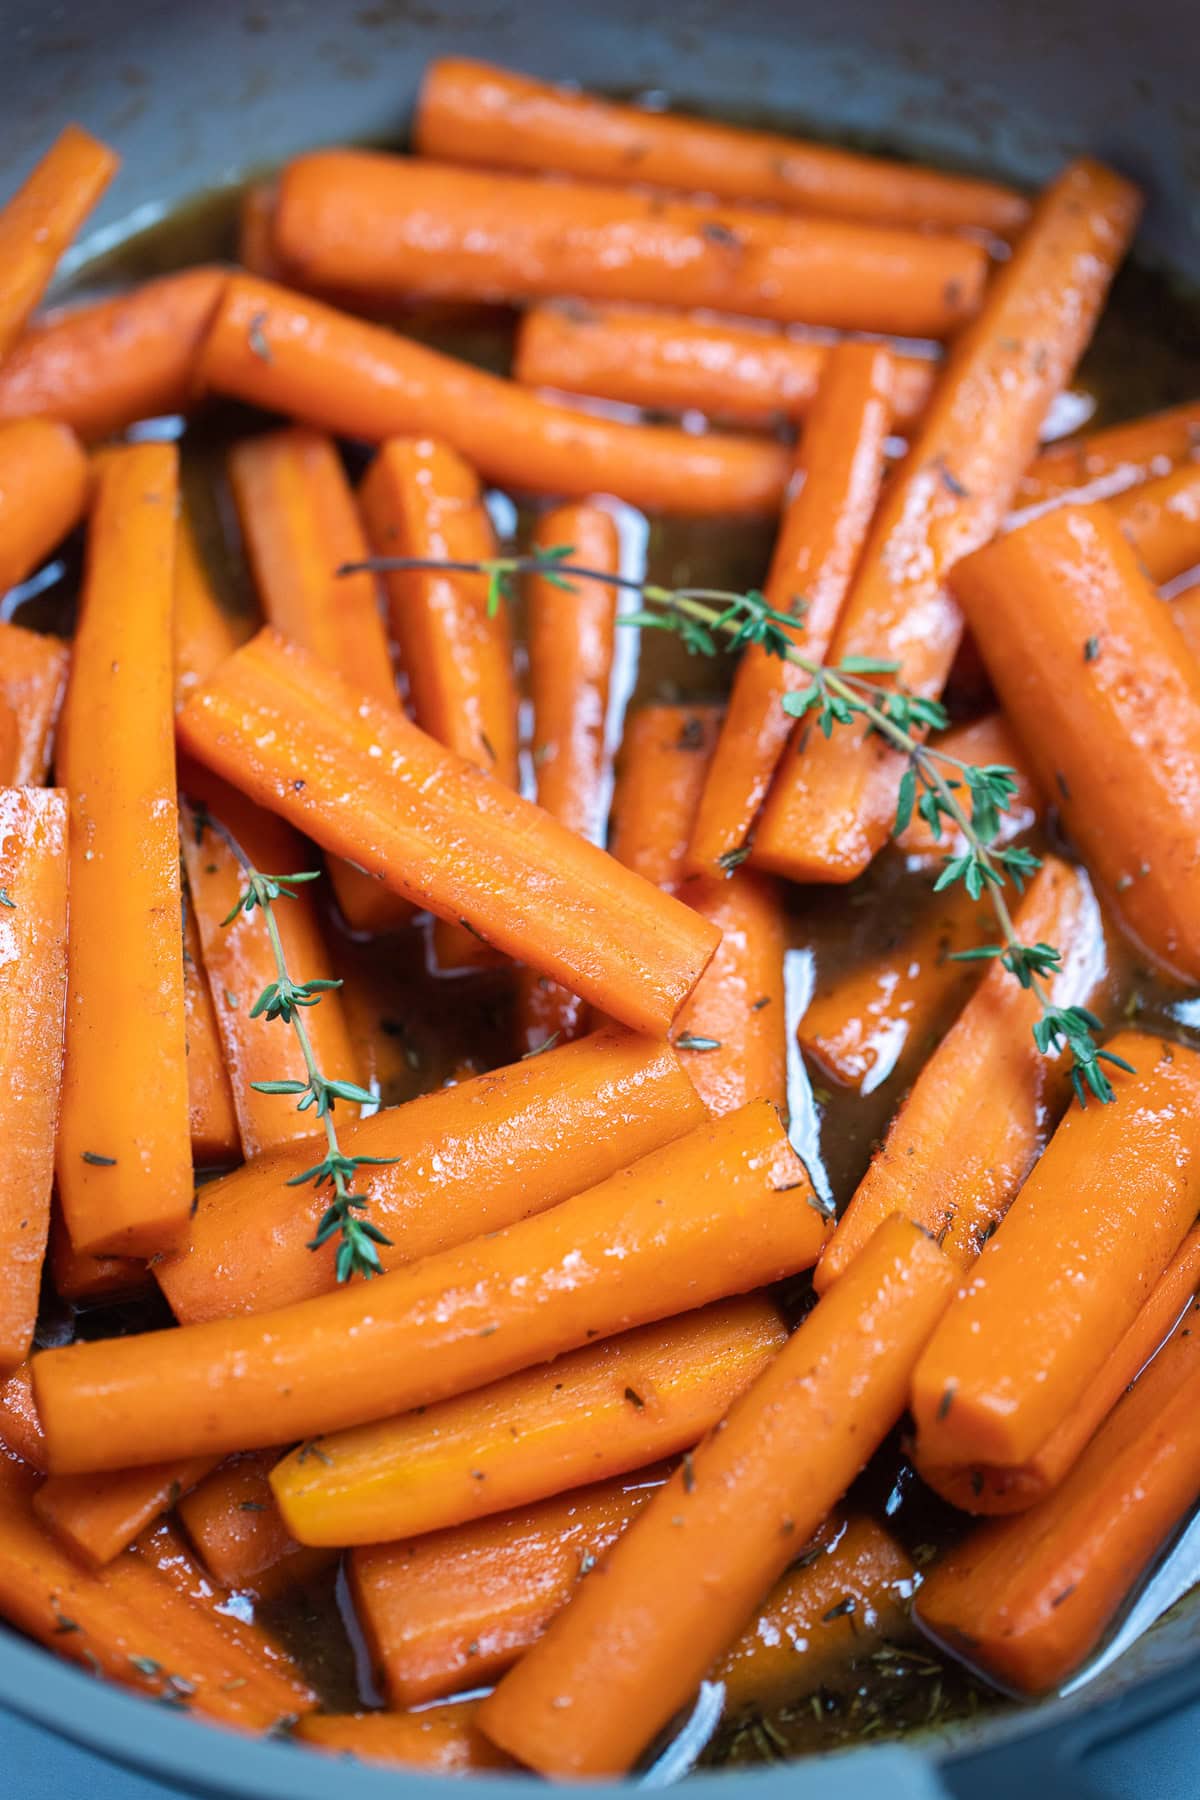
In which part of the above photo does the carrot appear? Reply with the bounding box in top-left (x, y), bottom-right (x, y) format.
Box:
top-left (48, 1208), bottom-right (148, 1306)
top-left (0, 1362), bottom-right (44, 1469)
top-left (1105, 459), bottom-right (1200, 585)
top-left (276, 151), bottom-right (986, 342)
top-left (33, 1458), bottom-right (217, 1569)
top-left (919, 1223), bottom-right (1200, 1514)
top-left (477, 1215), bottom-right (953, 1776)
top-left (0, 702), bottom-right (18, 784)
top-left (1174, 580), bottom-right (1200, 660)
top-left (295, 1702), bottom-right (513, 1773)
top-left (515, 302), bottom-right (938, 432)
top-left (181, 884), bottom-right (240, 1166)
top-left (349, 1469), bottom-right (669, 1706)
top-left (892, 712), bottom-right (1042, 864)
top-left (177, 628), bottom-right (720, 1035)
top-left (54, 444), bottom-right (191, 1257)
top-left (911, 1030), bottom-right (1200, 1470)
top-left (178, 762), bottom-right (362, 1158)
top-left (0, 126), bottom-right (117, 356)
top-left (238, 182), bottom-right (286, 281)
top-left (1016, 397), bottom-right (1200, 512)
top-left (272, 1297), bottom-right (787, 1547)
top-left (688, 342), bottom-right (895, 875)
top-left (515, 502), bottom-right (620, 1048)
top-left (178, 1452), bottom-right (334, 1597)
top-left (750, 160), bottom-right (1141, 884)
top-left (416, 59), bottom-right (1029, 237)
top-left (35, 1100), bottom-right (827, 1471)
top-left (0, 623), bottom-right (68, 787)
top-left (0, 789), bottom-right (68, 1371)
top-left (0, 418), bottom-right (89, 592)
top-left (0, 268), bottom-right (227, 441)
top-left (158, 1025), bottom-right (703, 1322)
top-left (953, 504), bottom-right (1200, 978)
top-left (197, 275), bottom-right (792, 517)
top-left (815, 859), bottom-right (1107, 1294)
top-left (173, 506), bottom-right (250, 709)
top-left (609, 704), bottom-right (722, 890)
top-left (916, 1292), bottom-right (1200, 1694)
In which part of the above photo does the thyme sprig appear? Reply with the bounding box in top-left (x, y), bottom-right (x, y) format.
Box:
top-left (344, 549), bottom-right (1124, 1104)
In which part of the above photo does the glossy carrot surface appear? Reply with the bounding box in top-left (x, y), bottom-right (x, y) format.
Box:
top-left (0, 418), bottom-right (89, 593)
top-left (181, 888), bottom-right (240, 1166)
top-left (178, 1452), bottom-right (334, 1598)
top-left (1016, 397), bottom-right (1200, 512)
top-left (0, 622), bottom-right (68, 786)
top-left (1107, 460), bottom-right (1200, 584)
top-left (296, 1702), bottom-right (513, 1773)
top-left (33, 1457), bottom-right (217, 1569)
top-left (0, 125), bottom-right (117, 356)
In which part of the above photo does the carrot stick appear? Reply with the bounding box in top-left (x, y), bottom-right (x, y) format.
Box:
top-left (891, 712), bottom-right (1042, 864)
top-left (173, 507), bottom-right (250, 710)
top-left (178, 1452), bottom-right (334, 1597)
top-left (515, 302), bottom-right (937, 431)
top-left (181, 882), bottom-right (240, 1166)
top-left (911, 1030), bottom-right (1200, 1470)
top-left (0, 1362), bottom-right (44, 1470)
top-left (815, 858), bottom-right (1107, 1293)
top-left (953, 503), bottom-right (1200, 978)
top-left (275, 151), bottom-right (987, 341)
top-left (178, 628), bottom-right (720, 1035)
top-left (296, 1702), bottom-right (512, 1773)
top-left (916, 1291), bottom-right (1200, 1694)
top-left (919, 1222), bottom-right (1200, 1514)
top-left (0, 702), bottom-right (18, 784)
top-left (1105, 459), bottom-right (1200, 585)
top-left (0, 268), bottom-right (227, 441)
top-left (238, 182), bottom-right (286, 280)
top-left (0, 418), bottom-right (89, 591)
top-left (55, 444), bottom-right (192, 1257)
top-left (515, 502), bottom-right (620, 1048)
top-left (349, 1469), bottom-right (669, 1707)
top-left (609, 704), bottom-right (722, 890)
top-left (688, 342), bottom-right (895, 875)
top-left (48, 1207), bottom-right (148, 1306)
top-left (1016, 398), bottom-right (1200, 512)
top-left (33, 1458), bottom-right (217, 1569)
top-left (750, 159), bottom-right (1141, 884)
top-left (196, 274), bottom-right (791, 517)
top-left (0, 126), bottom-right (117, 357)
top-left (477, 1215), bottom-right (953, 1777)
top-left (34, 1101), bottom-right (827, 1471)
top-left (178, 763), bottom-right (363, 1159)
top-left (415, 60), bottom-right (1029, 237)
top-left (272, 1297), bottom-right (787, 1547)
top-left (158, 1024), bottom-right (704, 1322)
top-left (0, 623), bottom-right (67, 788)
top-left (1174, 580), bottom-right (1200, 661)
top-left (0, 788), bottom-right (68, 1371)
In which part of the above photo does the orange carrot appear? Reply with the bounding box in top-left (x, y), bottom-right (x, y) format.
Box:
top-left (912, 1030), bottom-right (1200, 1470)
top-left (177, 629), bottom-right (720, 1035)
top-left (516, 302), bottom-right (937, 431)
top-left (276, 151), bottom-right (986, 341)
top-left (172, 507), bottom-right (250, 709)
top-left (238, 182), bottom-right (286, 281)
top-left (196, 275), bottom-right (791, 517)
top-left (157, 1025), bottom-right (704, 1322)
top-left (0, 126), bottom-right (117, 356)
top-left (916, 1292), bottom-right (1200, 1694)
top-left (35, 1101), bottom-right (827, 1470)
top-left (750, 160), bottom-right (1140, 884)
top-left (55, 444), bottom-right (192, 1257)
top-left (0, 1362), bottom-right (44, 1469)
top-left (0, 623), bottom-right (67, 787)
top-left (181, 884), bottom-right (240, 1166)
top-left (688, 342), bottom-right (894, 875)
top-left (892, 712), bottom-right (1042, 864)
top-left (919, 1222), bottom-right (1200, 1514)
top-left (1174, 580), bottom-right (1200, 660)
top-left (1016, 398), bottom-right (1200, 512)
top-left (416, 60), bottom-right (1029, 236)
top-left (953, 503), bottom-right (1200, 979)
top-left (0, 789), bottom-right (68, 1371)
top-left (178, 1452), bottom-right (334, 1597)
top-left (295, 1702), bottom-right (512, 1773)
top-left (48, 1208), bottom-right (148, 1306)
top-left (0, 702), bottom-right (18, 784)
top-left (349, 1469), bottom-right (669, 1706)
top-left (1105, 459), bottom-right (1200, 585)
top-left (0, 268), bottom-right (227, 441)
top-left (178, 763), bottom-right (362, 1159)
top-left (609, 704), bottom-right (722, 890)
top-left (33, 1458), bottom-right (217, 1569)
top-left (272, 1298), bottom-right (786, 1546)
top-left (478, 1215), bottom-right (953, 1777)
top-left (516, 502), bottom-right (620, 1049)
top-left (0, 418), bottom-right (89, 592)
top-left (815, 858), bottom-right (1107, 1292)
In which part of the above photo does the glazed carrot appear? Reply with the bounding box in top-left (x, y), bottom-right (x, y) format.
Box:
top-left (0, 703), bottom-right (18, 784)
top-left (416, 60), bottom-right (1029, 237)
top-left (0, 789), bottom-right (68, 1371)
top-left (0, 418), bottom-right (89, 592)
top-left (178, 763), bottom-right (362, 1158)
top-left (238, 182), bottom-right (286, 280)
top-left (0, 1363), bottom-right (44, 1469)
top-left (919, 1223), bottom-right (1200, 1515)
top-left (688, 342), bottom-right (895, 875)
top-left (1174, 581), bottom-right (1200, 660)
top-left (516, 502), bottom-right (620, 1049)
top-left (272, 1298), bottom-right (787, 1546)
top-left (478, 1215), bottom-right (953, 1777)
top-left (892, 712), bottom-right (1042, 864)
top-left (750, 160), bottom-right (1141, 884)
top-left (0, 269), bottom-right (227, 441)
top-left (35, 1101), bottom-right (827, 1470)
top-left (178, 1452), bottom-right (334, 1597)
top-left (172, 507), bottom-right (249, 709)
top-left (912, 1031), bottom-right (1200, 1470)
top-left (33, 1457), bottom-right (217, 1569)
top-left (609, 704), bottom-right (722, 890)
top-left (181, 886), bottom-right (240, 1166)
top-left (48, 1208), bottom-right (148, 1306)
top-left (1016, 398), bottom-right (1200, 512)
top-left (953, 504), bottom-right (1200, 978)
top-left (158, 1025), bottom-right (704, 1322)
top-left (349, 1469), bottom-right (669, 1706)
top-left (1105, 459), bottom-right (1200, 585)
top-left (178, 629), bottom-right (720, 1035)
top-left (0, 126), bottom-right (117, 356)
top-left (916, 1293), bottom-right (1200, 1694)
top-left (296, 1703), bottom-right (512, 1773)
top-left (516, 302), bottom-right (938, 431)
top-left (55, 444), bottom-right (191, 1257)
top-left (276, 151), bottom-right (986, 341)
top-left (0, 623), bottom-right (67, 787)
top-left (197, 275), bottom-right (793, 517)
top-left (815, 859), bottom-right (1106, 1293)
